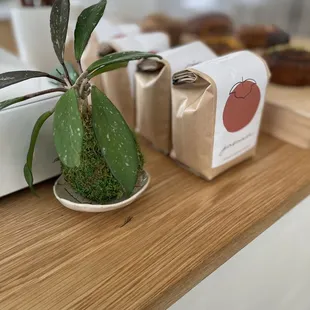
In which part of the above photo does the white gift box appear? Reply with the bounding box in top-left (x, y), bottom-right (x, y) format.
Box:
top-left (10, 3), bottom-right (84, 72)
top-left (0, 49), bottom-right (61, 197)
top-left (10, 6), bottom-right (58, 72)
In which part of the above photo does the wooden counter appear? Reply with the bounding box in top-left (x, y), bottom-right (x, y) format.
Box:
top-left (1, 134), bottom-right (310, 309)
top-left (1, 21), bottom-right (310, 309)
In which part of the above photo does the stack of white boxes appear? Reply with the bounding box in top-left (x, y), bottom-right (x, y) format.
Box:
top-left (0, 49), bottom-right (61, 197)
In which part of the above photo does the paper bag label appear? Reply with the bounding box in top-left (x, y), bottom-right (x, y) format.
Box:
top-left (95, 19), bottom-right (140, 42)
top-left (160, 41), bottom-right (216, 77)
top-left (191, 51), bottom-right (268, 168)
top-left (111, 32), bottom-right (169, 53)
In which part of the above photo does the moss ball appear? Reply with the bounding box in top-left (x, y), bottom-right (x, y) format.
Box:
top-left (61, 114), bottom-right (144, 204)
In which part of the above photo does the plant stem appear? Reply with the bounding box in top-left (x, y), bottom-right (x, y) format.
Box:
top-left (61, 62), bottom-right (73, 86)
top-left (20, 87), bottom-right (66, 102)
top-left (74, 71), bottom-right (89, 89)
top-left (78, 97), bottom-right (88, 115)
top-left (45, 73), bottom-right (67, 85)
top-left (79, 79), bottom-right (89, 98)
top-left (77, 61), bottom-right (83, 75)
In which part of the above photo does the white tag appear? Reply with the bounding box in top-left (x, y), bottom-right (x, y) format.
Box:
top-left (159, 41), bottom-right (216, 77)
top-left (134, 32), bottom-right (170, 54)
top-left (111, 32), bottom-right (169, 53)
top-left (190, 51), bottom-right (269, 168)
top-left (95, 19), bottom-right (140, 43)
top-left (118, 24), bottom-right (140, 37)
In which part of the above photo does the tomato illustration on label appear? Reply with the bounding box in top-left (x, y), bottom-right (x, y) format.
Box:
top-left (223, 79), bottom-right (261, 132)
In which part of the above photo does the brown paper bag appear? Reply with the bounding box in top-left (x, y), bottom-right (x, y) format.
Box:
top-left (171, 51), bottom-right (270, 180)
top-left (135, 41), bottom-right (216, 154)
top-left (99, 32), bottom-right (170, 128)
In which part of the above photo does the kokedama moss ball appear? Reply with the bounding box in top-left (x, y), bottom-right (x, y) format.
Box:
top-left (62, 114), bottom-right (144, 204)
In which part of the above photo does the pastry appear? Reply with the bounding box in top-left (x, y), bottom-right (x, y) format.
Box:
top-left (263, 46), bottom-right (310, 86)
top-left (238, 25), bottom-right (290, 49)
top-left (202, 35), bottom-right (244, 55)
top-left (140, 13), bottom-right (183, 46)
top-left (186, 13), bottom-right (234, 37)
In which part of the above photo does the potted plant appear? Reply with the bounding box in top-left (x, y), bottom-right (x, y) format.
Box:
top-left (1, 0), bottom-right (161, 212)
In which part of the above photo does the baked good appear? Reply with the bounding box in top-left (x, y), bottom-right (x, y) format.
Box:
top-left (202, 35), bottom-right (244, 55)
top-left (238, 25), bottom-right (290, 49)
top-left (186, 13), bottom-right (234, 37)
top-left (263, 47), bottom-right (310, 86)
top-left (140, 13), bottom-right (183, 46)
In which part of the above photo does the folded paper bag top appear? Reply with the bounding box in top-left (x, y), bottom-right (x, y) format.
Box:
top-left (135, 41), bottom-right (216, 154)
top-left (98, 32), bottom-right (170, 128)
top-left (80, 19), bottom-right (140, 91)
top-left (171, 51), bottom-right (270, 180)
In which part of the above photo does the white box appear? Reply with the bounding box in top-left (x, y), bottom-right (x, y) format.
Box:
top-left (0, 49), bottom-right (60, 197)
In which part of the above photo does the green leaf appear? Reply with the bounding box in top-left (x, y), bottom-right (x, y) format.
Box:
top-left (0, 71), bottom-right (48, 89)
top-left (50, 0), bottom-right (70, 64)
top-left (91, 86), bottom-right (139, 195)
top-left (24, 110), bottom-right (54, 193)
top-left (87, 51), bottom-right (162, 76)
top-left (88, 62), bottom-right (128, 79)
top-left (0, 96), bottom-right (26, 111)
top-left (23, 165), bottom-right (36, 195)
top-left (53, 88), bottom-right (83, 168)
top-left (50, 62), bottom-right (79, 86)
top-left (74, 0), bottom-right (107, 62)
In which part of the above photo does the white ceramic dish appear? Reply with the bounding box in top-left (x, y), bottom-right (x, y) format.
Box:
top-left (53, 170), bottom-right (150, 212)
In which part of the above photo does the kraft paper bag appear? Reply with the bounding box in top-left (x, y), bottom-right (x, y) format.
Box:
top-left (81, 19), bottom-right (140, 91)
top-left (99, 32), bottom-right (170, 128)
top-left (135, 41), bottom-right (216, 154)
top-left (171, 51), bottom-right (270, 180)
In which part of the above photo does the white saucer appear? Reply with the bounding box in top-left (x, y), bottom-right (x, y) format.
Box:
top-left (53, 170), bottom-right (150, 212)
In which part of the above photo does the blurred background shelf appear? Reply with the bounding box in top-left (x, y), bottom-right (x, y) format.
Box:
top-left (80, 0), bottom-right (308, 36)
top-left (1, 0), bottom-right (309, 35)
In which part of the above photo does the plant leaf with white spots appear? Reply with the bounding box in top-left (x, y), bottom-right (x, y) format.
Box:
top-left (91, 86), bottom-right (139, 195)
top-left (74, 0), bottom-right (107, 61)
top-left (87, 51), bottom-right (162, 78)
top-left (53, 89), bottom-right (83, 168)
top-left (0, 71), bottom-right (48, 89)
top-left (50, 0), bottom-right (70, 64)
top-left (24, 110), bottom-right (54, 193)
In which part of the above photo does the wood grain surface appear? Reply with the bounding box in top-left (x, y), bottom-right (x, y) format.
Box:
top-left (1, 135), bottom-right (310, 309)
top-left (1, 21), bottom-right (310, 309)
